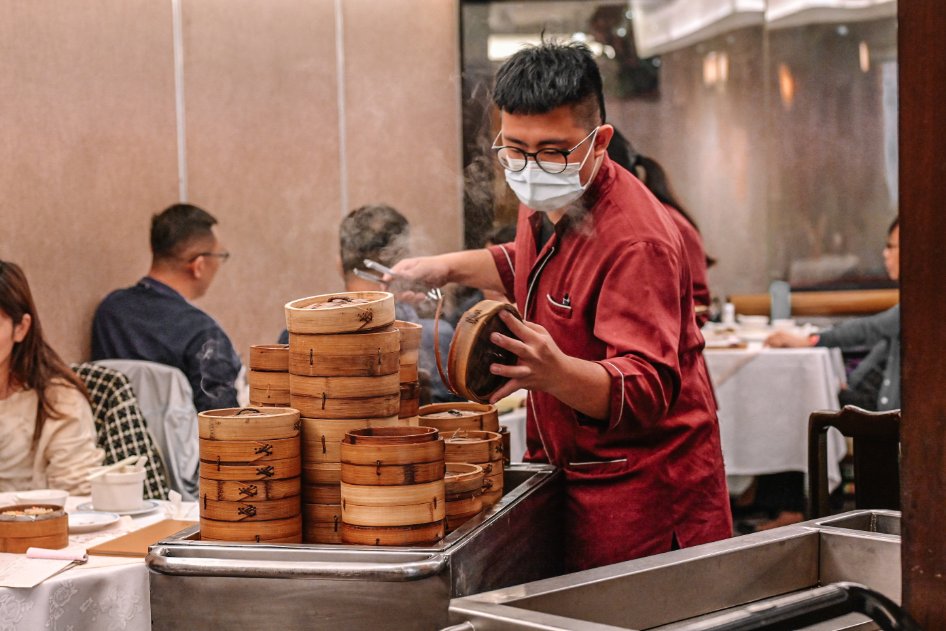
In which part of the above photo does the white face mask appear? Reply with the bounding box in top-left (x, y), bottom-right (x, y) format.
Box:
top-left (503, 128), bottom-right (600, 213)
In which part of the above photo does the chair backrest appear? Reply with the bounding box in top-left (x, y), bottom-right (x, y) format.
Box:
top-left (71, 362), bottom-right (171, 500)
top-left (96, 359), bottom-right (199, 500)
top-left (808, 405), bottom-right (900, 517)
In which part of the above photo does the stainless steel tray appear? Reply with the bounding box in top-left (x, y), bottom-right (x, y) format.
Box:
top-left (445, 510), bottom-right (902, 631)
top-left (147, 463), bottom-right (562, 630)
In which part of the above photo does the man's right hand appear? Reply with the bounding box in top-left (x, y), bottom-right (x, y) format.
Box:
top-left (389, 256), bottom-right (451, 303)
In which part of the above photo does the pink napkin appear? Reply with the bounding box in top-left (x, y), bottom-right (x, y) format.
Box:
top-left (26, 547), bottom-right (88, 563)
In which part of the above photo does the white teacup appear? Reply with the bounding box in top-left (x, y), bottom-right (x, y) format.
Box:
top-left (90, 467), bottom-right (145, 512)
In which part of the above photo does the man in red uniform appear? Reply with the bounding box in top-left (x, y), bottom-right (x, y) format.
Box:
top-left (394, 41), bottom-right (731, 571)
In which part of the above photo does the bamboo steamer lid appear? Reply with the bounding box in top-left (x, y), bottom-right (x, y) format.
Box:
top-left (0, 505), bottom-right (68, 553)
top-left (248, 370), bottom-right (290, 391)
top-left (340, 521), bottom-right (443, 546)
top-left (444, 430), bottom-right (503, 464)
top-left (201, 496), bottom-right (300, 522)
top-left (344, 425), bottom-right (439, 445)
top-left (447, 300), bottom-right (522, 403)
top-left (340, 461), bottom-right (445, 486)
top-left (199, 477), bottom-right (300, 502)
top-left (418, 402), bottom-right (500, 433)
top-left (444, 462), bottom-right (485, 496)
top-left (290, 393), bottom-right (400, 420)
top-left (249, 344), bottom-right (290, 372)
top-left (341, 480), bottom-right (444, 507)
top-left (399, 382), bottom-right (420, 418)
top-left (342, 498), bottom-right (445, 528)
top-left (249, 389), bottom-right (291, 407)
top-left (198, 407), bottom-right (301, 441)
top-left (340, 428), bottom-right (445, 469)
top-left (302, 462), bottom-right (341, 485)
top-left (301, 416), bottom-right (400, 464)
top-left (303, 483), bottom-right (341, 504)
top-left (289, 329), bottom-right (400, 377)
top-left (302, 503), bottom-right (342, 523)
top-left (399, 363), bottom-right (419, 384)
top-left (285, 292), bottom-right (395, 334)
top-left (200, 514), bottom-right (302, 543)
top-left (304, 520), bottom-right (343, 544)
top-left (199, 437), bottom-right (300, 463)
top-left (199, 457), bottom-right (301, 482)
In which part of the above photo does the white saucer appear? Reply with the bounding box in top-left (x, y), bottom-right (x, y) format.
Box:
top-left (68, 511), bottom-right (121, 533)
top-left (76, 500), bottom-right (160, 516)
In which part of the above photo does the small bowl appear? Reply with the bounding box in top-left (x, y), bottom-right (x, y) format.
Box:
top-left (14, 489), bottom-right (68, 508)
top-left (90, 467), bottom-right (146, 512)
top-left (737, 315), bottom-right (769, 329)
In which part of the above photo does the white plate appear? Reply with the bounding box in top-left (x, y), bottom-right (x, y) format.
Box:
top-left (68, 511), bottom-right (121, 533)
top-left (75, 500), bottom-right (161, 516)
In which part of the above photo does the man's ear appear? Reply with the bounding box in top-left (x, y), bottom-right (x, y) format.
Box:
top-left (13, 313), bottom-right (31, 343)
top-left (595, 124), bottom-right (615, 156)
top-left (188, 255), bottom-right (205, 280)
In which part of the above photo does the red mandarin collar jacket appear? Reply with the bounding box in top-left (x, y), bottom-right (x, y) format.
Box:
top-left (487, 156), bottom-right (731, 571)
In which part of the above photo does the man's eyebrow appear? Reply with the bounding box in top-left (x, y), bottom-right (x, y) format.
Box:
top-left (502, 134), bottom-right (570, 148)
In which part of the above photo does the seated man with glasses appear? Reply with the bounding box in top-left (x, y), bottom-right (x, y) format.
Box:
top-left (92, 203), bottom-right (242, 412)
top-left (393, 41), bottom-right (730, 571)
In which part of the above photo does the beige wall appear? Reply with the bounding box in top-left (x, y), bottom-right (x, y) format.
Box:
top-left (0, 0), bottom-right (463, 364)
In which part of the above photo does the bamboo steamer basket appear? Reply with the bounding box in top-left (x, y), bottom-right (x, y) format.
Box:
top-left (248, 370), bottom-right (290, 392)
top-left (290, 372), bottom-right (400, 419)
top-left (344, 425), bottom-right (439, 445)
top-left (499, 425), bottom-right (512, 467)
top-left (249, 388), bottom-right (290, 407)
top-left (341, 480), bottom-right (444, 507)
top-left (301, 416), bottom-right (400, 464)
top-left (304, 519), bottom-right (343, 544)
top-left (400, 415), bottom-right (420, 426)
top-left (302, 462), bottom-right (341, 485)
top-left (199, 437), bottom-right (299, 463)
top-left (399, 382), bottom-right (420, 419)
top-left (249, 344), bottom-right (290, 372)
top-left (289, 329), bottom-right (400, 377)
top-left (399, 363), bottom-right (419, 383)
top-left (446, 300), bottom-right (522, 403)
top-left (340, 521), bottom-right (443, 546)
top-left (200, 477), bottom-right (300, 502)
top-left (342, 499), bottom-right (444, 527)
top-left (200, 515), bottom-right (302, 543)
top-left (201, 496), bottom-right (300, 522)
top-left (0, 505), bottom-right (68, 553)
top-left (303, 503), bottom-right (342, 523)
top-left (198, 407), bottom-right (301, 441)
top-left (394, 320), bottom-right (422, 365)
top-left (444, 430), bottom-right (502, 464)
top-left (200, 457), bottom-right (301, 482)
top-left (418, 402), bottom-right (500, 433)
top-left (482, 469), bottom-right (505, 507)
top-left (340, 461), bottom-right (445, 486)
top-left (340, 432), bottom-right (444, 468)
top-left (303, 484), bottom-right (341, 504)
top-left (444, 462), bottom-right (485, 496)
top-left (285, 292), bottom-right (395, 334)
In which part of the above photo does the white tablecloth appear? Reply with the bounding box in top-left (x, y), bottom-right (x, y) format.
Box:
top-left (704, 345), bottom-right (848, 490)
top-left (0, 494), bottom-right (197, 631)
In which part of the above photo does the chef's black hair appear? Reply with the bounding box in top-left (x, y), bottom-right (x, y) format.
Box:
top-left (493, 40), bottom-right (605, 129)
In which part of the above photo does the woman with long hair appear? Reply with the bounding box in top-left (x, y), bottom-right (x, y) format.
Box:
top-left (0, 260), bottom-right (102, 494)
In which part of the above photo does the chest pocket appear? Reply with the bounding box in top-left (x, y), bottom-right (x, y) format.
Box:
top-left (545, 292), bottom-right (573, 319)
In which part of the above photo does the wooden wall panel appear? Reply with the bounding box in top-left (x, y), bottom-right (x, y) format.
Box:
top-left (0, 1), bottom-right (178, 362)
top-left (182, 0), bottom-right (342, 357)
top-left (343, 0), bottom-right (464, 257)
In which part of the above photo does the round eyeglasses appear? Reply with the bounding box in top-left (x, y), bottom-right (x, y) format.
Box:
top-left (491, 127), bottom-right (598, 174)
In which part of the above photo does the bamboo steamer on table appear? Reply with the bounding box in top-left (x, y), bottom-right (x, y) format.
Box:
top-left (288, 328), bottom-right (400, 378)
top-left (198, 407), bottom-right (302, 542)
top-left (289, 373), bottom-right (400, 420)
top-left (340, 426), bottom-right (445, 545)
top-left (0, 505), bottom-right (68, 553)
top-left (444, 430), bottom-right (504, 507)
top-left (285, 291), bottom-right (395, 335)
top-left (418, 402), bottom-right (500, 433)
top-left (444, 463), bottom-right (484, 533)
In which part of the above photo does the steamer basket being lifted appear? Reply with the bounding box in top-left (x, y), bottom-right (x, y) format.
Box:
top-left (285, 292), bottom-right (395, 334)
top-left (441, 300), bottom-right (522, 404)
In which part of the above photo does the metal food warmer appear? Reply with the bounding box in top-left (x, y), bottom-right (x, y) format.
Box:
top-left (445, 510), bottom-right (910, 631)
top-left (147, 463), bottom-right (562, 630)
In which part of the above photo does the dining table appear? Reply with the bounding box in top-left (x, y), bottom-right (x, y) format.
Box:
top-left (703, 341), bottom-right (848, 493)
top-left (0, 492), bottom-right (197, 631)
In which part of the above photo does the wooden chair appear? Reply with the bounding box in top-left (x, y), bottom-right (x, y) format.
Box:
top-left (808, 405), bottom-right (900, 518)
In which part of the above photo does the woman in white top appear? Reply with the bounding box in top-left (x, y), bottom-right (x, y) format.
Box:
top-left (0, 260), bottom-right (103, 495)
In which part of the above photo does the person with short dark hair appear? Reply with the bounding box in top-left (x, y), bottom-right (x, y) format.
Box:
top-left (92, 203), bottom-right (241, 412)
top-left (394, 41), bottom-right (731, 570)
top-left (0, 261), bottom-right (103, 494)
